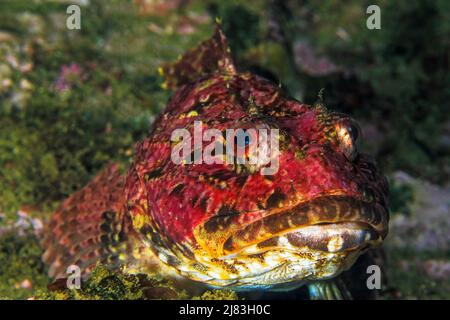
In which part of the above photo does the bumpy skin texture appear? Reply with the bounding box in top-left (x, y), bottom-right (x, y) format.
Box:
top-left (42, 164), bottom-right (135, 279)
top-left (43, 26), bottom-right (389, 290)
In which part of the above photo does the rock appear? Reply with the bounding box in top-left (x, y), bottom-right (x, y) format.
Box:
top-left (293, 41), bottom-right (341, 76)
top-left (417, 260), bottom-right (450, 281)
top-left (386, 171), bottom-right (450, 252)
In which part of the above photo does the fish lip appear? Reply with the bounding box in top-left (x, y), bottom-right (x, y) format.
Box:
top-left (282, 221), bottom-right (382, 253)
top-left (222, 221), bottom-right (380, 258)
top-left (222, 195), bottom-right (388, 255)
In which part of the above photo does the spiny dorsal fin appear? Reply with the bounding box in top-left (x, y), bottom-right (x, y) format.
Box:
top-left (160, 22), bottom-right (236, 89)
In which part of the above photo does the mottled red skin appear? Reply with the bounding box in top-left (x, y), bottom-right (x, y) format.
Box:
top-left (125, 71), bottom-right (388, 258)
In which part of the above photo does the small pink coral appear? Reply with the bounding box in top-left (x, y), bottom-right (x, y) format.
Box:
top-left (54, 63), bottom-right (82, 92)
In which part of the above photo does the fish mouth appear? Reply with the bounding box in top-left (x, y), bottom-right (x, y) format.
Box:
top-left (188, 195), bottom-right (388, 288)
top-left (221, 195), bottom-right (389, 255)
top-left (256, 221), bottom-right (380, 254)
top-left (206, 220), bottom-right (382, 289)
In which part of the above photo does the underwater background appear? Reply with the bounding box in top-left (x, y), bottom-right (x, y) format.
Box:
top-left (0, 0), bottom-right (448, 299)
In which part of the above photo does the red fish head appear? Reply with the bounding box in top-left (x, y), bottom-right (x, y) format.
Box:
top-left (125, 26), bottom-right (389, 289)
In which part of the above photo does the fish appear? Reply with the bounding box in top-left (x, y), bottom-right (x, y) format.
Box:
top-left (42, 24), bottom-right (389, 299)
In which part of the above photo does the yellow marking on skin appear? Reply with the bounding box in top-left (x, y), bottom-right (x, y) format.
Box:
top-left (119, 253), bottom-right (127, 261)
top-left (222, 74), bottom-right (233, 82)
top-left (187, 110), bottom-right (198, 117)
top-left (132, 213), bottom-right (150, 230)
top-left (132, 250), bottom-right (141, 260)
top-left (196, 78), bottom-right (217, 92)
top-left (110, 246), bottom-right (118, 253)
top-left (133, 214), bottom-right (145, 229)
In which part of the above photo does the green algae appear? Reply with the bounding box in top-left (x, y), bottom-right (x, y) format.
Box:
top-left (35, 264), bottom-right (180, 300)
top-left (192, 290), bottom-right (239, 300)
top-left (34, 264), bottom-right (240, 300)
top-left (0, 231), bottom-right (48, 300)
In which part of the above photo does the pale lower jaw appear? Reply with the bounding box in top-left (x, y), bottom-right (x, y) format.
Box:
top-left (205, 245), bottom-right (365, 290)
top-left (230, 221), bottom-right (381, 257)
top-left (211, 224), bottom-right (379, 288)
top-left (170, 223), bottom-right (381, 289)
top-left (225, 249), bottom-right (363, 290)
top-left (193, 223), bottom-right (380, 289)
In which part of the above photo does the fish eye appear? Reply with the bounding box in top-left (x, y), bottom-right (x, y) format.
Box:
top-left (335, 120), bottom-right (360, 161)
top-left (348, 122), bottom-right (360, 144)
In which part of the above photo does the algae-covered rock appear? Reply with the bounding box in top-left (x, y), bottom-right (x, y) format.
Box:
top-left (35, 264), bottom-right (187, 300)
top-left (192, 290), bottom-right (239, 300)
top-left (34, 264), bottom-right (239, 300)
top-left (382, 172), bottom-right (450, 299)
top-left (387, 171), bottom-right (450, 252)
top-left (383, 249), bottom-right (450, 300)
